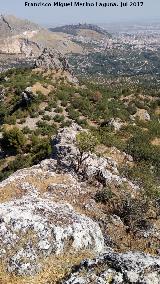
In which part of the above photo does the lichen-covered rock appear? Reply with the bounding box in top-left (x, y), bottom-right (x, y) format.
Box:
top-left (1, 124), bottom-right (158, 280)
top-left (52, 123), bottom-right (138, 190)
top-left (0, 189), bottom-right (104, 275)
top-left (61, 250), bottom-right (160, 284)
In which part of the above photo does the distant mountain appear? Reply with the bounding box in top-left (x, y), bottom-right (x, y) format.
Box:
top-left (0, 15), bottom-right (83, 72)
top-left (50, 23), bottom-right (111, 38)
top-left (0, 14), bottom-right (40, 38)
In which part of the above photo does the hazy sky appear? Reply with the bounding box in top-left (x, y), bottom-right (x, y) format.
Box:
top-left (0, 0), bottom-right (160, 26)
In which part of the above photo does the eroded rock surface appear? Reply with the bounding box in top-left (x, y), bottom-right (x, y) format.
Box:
top-left (35, 47), bottom-right (70, 70)
top-left (0, 124), bottom-right (159, 281)
top-left (34, 48), bottom-right (78, 83)
top-left (62, 250), bottom-right (160, 284)
top-left (0, 186), bottom-right (104, 275)
top-left (52, 123), bottom-right (138, 190)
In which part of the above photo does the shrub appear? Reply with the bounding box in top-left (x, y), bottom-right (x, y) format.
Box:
top-left (31, 137), bottom-right (52, 164)
top-left (30, 112), bottom-right (39, 118)
top-left (3, 115), bottom-right (16, 125)
top-left (114, 197), bottom-right (151, 232)
top-left (1, 127), bottom-right (27, 154)
top-left (22, 126), bottom-right (32, 134)
top-left (6, 154), bottom-right (32, 171)
top-left (39, 110), bottom-right (45, 115)
top-left (90, 91), bottom-right (102, 103)
top-left (127, 104), bottom-right (137, 115)
top-left (76, 131), bottom-right (98, 172)
top-left (55, 106), bottom-right (63, 113)
top-left (44, 106), bottom-right (52, 112)
top-left (19, 118), bottom-right (26, 124)
top-left (94, 187), bottom-right (113, 204)
top-left (42, 114), bottom-right (51, 121)
top-left (53, 114), bottom-right (65, 123)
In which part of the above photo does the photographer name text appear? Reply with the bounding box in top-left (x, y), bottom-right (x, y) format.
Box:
top-left (24, 1), bottom-right (144, 8)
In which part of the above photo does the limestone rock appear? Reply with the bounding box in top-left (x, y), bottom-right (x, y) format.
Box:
top-left (34, 48), bottom-right (78, 83)
top-left (52, 123), bottom-right (138, 190)
top-left (35, 47), bottom-right (71, 71)
top-left (134, 109), bottom-right (151, 121)
top-left (108, 118), bottom-right (124, 132)
top-left (62, 250), bottom-right (160, 284)
top-left (0, 189), bottom-right (104, 275)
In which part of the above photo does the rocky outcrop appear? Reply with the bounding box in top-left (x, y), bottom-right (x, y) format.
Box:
top-left (52, 123), bottom-right (138, 190)
top-left (0, 184), bottom-right (104, 275)
top-left (35, 47), bottom-right (70, 71)
top-left (62, 250), bottom-right (160, 284)
top-left (34, 48), bottom-right (78, 83)
top-left (0, 124), bottom-right (159, 281)
top-left (134, 109), bottom-right (151, 121)
top-left (21, 86), bottom-right (36, 105)
top-left (108, 118), bottom-right (124, 132)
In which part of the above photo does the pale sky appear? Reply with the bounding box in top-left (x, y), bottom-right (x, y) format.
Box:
top-left (0, 0), bottom-right (160, 26)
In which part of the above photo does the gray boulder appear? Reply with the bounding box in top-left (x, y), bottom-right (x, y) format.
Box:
top-left (62, 250), bottom-right (160, 284)
top-left (0, 186), bottom-right (104, 275)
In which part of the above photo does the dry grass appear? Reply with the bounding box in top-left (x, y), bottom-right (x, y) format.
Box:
top-left (0, 182), bottom-right (23, 203)
top-left (0, 173), bottom-right (73, 203)
top-left (96, 144), bottom-right (134, 166)
top-left (31, 82), bottom-right (54, 96)
top-left (151, 137), bottom-right (160, 146)
top-left (107, 222), bottom-right (159, 255)
top-left (0, 250), bottom-right (94, 284)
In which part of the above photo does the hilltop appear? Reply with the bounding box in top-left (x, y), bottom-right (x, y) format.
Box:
top-left (50, 23), bottom-right (111, 38)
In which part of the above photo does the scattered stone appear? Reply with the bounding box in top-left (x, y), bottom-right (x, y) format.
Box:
top-left (108, 118), bottom-right (124, 132)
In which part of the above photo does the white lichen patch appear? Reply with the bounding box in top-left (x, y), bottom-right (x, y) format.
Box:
top-left (0, 191), bottom-right (104, 275)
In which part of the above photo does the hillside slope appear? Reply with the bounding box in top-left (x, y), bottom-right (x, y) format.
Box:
top-left (0, 124), bottom-right (159, 283)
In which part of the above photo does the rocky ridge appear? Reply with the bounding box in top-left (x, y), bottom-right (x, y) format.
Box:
top-left (0, 14), bottom-right (39, 38)
top-left (0, 124), bottom-right (159, 282)
top-left (53, 123), bottom-right (138, 190)
top-left (34, 47), bottom-right (73, 74)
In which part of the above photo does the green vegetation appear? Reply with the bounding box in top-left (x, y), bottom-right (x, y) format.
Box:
top-left (0, 66), bottom-right (160, 200)
top-left (1, 127), bottom-right (27, 154)
top-left (76, 131), bottom-right (98, 172)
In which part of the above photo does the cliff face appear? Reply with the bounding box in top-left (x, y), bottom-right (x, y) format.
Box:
top-left (0, 124), bottom-right (159, 283)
